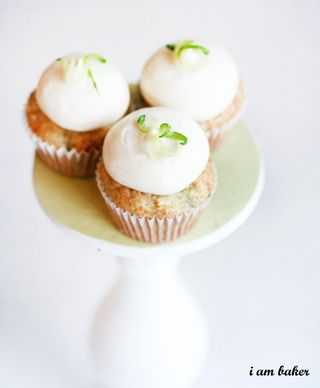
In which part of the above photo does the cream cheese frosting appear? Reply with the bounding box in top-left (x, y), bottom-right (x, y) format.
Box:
top-left (103, 107), bottom-right (209, 195)
top-left (140, 43), bottom-right (239, 121)
top-left (36, 53), bottom-right (130, 131)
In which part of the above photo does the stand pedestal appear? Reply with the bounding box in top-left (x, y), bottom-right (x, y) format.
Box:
top-left (92, 255), bottom-right (207, 388)
top-left (33, 122), bottom-right (264, 388)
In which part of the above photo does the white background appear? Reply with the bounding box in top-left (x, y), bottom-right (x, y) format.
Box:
top-left (0, 1), bottom-right (319, 387)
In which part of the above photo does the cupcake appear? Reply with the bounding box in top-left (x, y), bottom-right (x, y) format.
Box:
top-left (26, 53), bottom-right (130, 177)
top-left (96, 107), bottom-right (216, 243)
top-left (139, 40), bottom-right (245, 149)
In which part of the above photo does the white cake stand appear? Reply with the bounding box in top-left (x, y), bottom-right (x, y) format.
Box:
top-left (33, 121), bottom-right (264, 388)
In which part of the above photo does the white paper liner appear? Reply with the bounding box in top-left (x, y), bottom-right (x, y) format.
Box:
top-left (30, 132), bottom-right (101, 177)
top-left (96, 167), bottom-right (211, 243)
top-left (203, 98), bottom-right (247, 150)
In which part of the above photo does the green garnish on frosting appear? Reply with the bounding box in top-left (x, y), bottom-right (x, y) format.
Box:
top-left (166, 44), bottom-right (176, 51)
top-left (158, 122), bottom-right (171, 137)
top-left (87, 68), bottom-right (98, 91)
top-left (166, 40), bottom-right (209, 59)
top-left (56, 53), bottom-right (107, 92)
top-left (136, 114), bottom-right (150, 133)
top-left (136, 115), bottom-right (188, 145)
top-left (159, 123), bottom-right (188, 145)
top-left (83, 53), bottom-right (107, 64)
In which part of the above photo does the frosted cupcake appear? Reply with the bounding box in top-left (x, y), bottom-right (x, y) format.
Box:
top-left (96, 107), bottom-right (216, 243)
top-left (26, 53), bottom-right (130, 177)
top-left (139, 40), bottom-right (245, 149)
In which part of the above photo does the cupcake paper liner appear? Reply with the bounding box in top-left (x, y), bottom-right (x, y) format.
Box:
top-left (203, 98), bottom-right (247, 150)
top-left (96, 168), bottom-right (210, 243)
top-left (206, 84), bottom-right (247, 150)
top-left (30, 132), bottom-right (101, 178)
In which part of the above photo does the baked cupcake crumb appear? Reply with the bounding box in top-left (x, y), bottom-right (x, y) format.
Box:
top-left (26, 91), bottom-right (107, 152)
top-left (96, 160), bottom-right (215, 219)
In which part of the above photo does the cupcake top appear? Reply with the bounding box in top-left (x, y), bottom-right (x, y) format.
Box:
top-left (36, 53), bottom-right (130, 132)
top-left (140, 40), bottom-right (240, 121)
top-left (103, 107), bottom-right (209, 195)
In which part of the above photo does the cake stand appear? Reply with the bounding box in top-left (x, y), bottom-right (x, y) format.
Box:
top-left (33, 121), bottom-right (264, 388)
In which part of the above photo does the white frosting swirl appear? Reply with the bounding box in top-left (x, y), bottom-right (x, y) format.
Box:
top-left (140, 45), bottom-right (239, 121)
top-left (36, 53), bottom-right (130, 131)
top-left (103, 107), bottom-right (209, 195)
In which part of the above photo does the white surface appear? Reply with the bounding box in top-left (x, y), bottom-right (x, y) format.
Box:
top-left (0, 1), bottom-right (319, 388)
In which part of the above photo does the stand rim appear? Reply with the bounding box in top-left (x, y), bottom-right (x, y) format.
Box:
top-left (33, 122), bottom-right (265, 259)
top-left (50, 159), bottom-right (264, 259)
